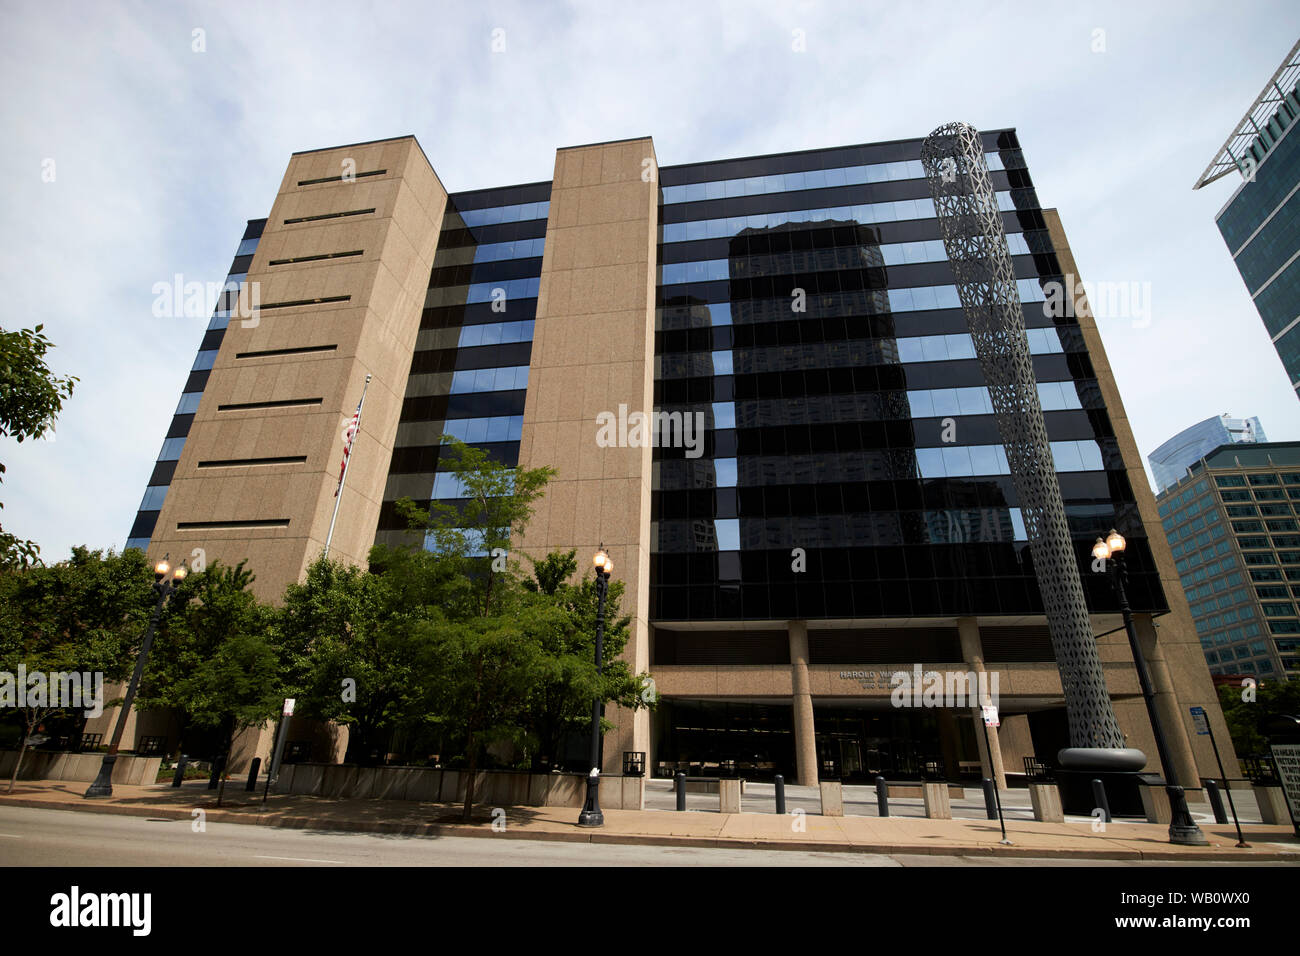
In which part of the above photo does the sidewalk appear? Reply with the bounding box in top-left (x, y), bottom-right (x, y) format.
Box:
top-left (2, 779), bottom-right (1298, 862)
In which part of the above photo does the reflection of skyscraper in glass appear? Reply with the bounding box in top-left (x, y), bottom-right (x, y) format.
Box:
top-left (1148, 414), bottom-right (1267, 493)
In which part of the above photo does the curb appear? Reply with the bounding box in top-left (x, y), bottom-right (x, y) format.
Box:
top-left (3, 795), bottom-right (1298, 863)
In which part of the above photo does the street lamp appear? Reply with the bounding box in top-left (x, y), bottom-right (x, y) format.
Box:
top-left (578, 545), bottom-right (613, 827)
top-left (84, 556), bottom-right (188, 798)
top-left (1092, 530), bottom-right (1206, 845)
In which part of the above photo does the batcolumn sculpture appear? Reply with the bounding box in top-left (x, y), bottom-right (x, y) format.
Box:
top-left (920, 122), bottom-right (1141, 772)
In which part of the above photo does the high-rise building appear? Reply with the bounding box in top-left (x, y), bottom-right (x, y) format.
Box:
top-left (108, 131), bottom-right (1235, 789)
top-left (1155, 441), bottom-right (1300, 680)
top-left (1148, 413), bottom-right (1266, 493)
top-left (1194, 38), bottom-right (1300, 398)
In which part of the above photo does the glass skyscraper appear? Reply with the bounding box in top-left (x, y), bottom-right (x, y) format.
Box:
top-left (1155, 441), bottom-right (1300, 680)
top-left (1148, 413), bottom-right (1266, 494)
top-left (1195, 39), bottom-right (1300, 398)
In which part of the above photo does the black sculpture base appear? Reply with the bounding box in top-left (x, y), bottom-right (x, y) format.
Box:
top-left (1055, 769), bottom-right (1145, 816)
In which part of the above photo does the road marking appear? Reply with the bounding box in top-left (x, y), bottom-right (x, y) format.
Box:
top-left (253, 854), bottom-right (344, 864)
top-left (0, 834), bottom-right (22, 839)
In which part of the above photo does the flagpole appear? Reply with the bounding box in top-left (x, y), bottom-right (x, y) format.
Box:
top-left (324, 373), bottom-right (371, 560)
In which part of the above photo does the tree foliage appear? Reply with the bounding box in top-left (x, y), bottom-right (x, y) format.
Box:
top-left (0, 324), bottom-right (78, 568)
top-left (0, 546), bottom-right (153, 788)
top-left (138, 559), bottom-right (282, 797)
top-left (1217, 679), bottom-right (1300, 756)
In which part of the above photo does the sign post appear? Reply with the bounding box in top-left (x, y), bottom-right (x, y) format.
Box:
top-left (979, 704), bottom-right (1010, 845)
top-left (1269, 742), bottom-right (1300, 838)
top-left (262, 698), bottom-right (296, 805)
top-left (1189, 705), bottom-right (1247, 847)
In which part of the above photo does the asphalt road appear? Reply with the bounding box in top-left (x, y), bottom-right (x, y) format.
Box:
top-left (0, 806), bottom-right (1287, 867)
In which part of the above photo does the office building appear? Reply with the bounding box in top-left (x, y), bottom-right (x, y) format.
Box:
top-left (1194, 39), bottom-right (1300, 398)
top-left (1148, 413), bottom-right (1266, 493)
top-left (109, 130), bottom-right (1235, 789)
top-left (1156, 441), bottom-right (1300, 680)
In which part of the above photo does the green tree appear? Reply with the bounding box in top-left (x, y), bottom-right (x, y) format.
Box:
top-left (174, 628), bottom-right (284, 807)
top-left (522, 549), bottom-right (578, 596)
top-left (279, 554), bottom-right (449, 765)
top-left (137, 560), bottom-right (279, 779)
top-left (395, 437), bottom-right (554, 616)
top-left (0, 324), bottom-right (78, 568)
top-left (521, 553), bottom-right (654, 771)
top-left (0, 547), bottom-right (155, 788)
top-left (1217, 679), bottom-right (1300, 756)
top-left (416, 592), bottom-right (555, 819)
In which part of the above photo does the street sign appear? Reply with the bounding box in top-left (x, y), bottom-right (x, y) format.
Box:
top-left (283, 698), bottom-right (296, 717)
top-left (1189, 705), bottom-right (1210, 735)
top-left (982, 704), bottom-right (999, 727)
top-left (1270, 743), bottom-right (1300, 835)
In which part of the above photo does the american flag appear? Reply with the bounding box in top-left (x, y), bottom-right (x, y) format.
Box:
top-left (335, 401), bottom-right (362, 497)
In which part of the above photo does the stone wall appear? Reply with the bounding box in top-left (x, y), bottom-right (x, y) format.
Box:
top-left (272, 764), bottom-right (645, 809)
top-left (0, 751), bottom-right (162, 785)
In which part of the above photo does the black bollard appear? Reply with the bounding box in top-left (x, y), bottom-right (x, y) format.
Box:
top-left (675, 772), bottom-right (686, 811)
top-left (1091, 778), bottom-right (1112, 823)
top-left (1205, 779), bottom-right (1229, 824)
top-left (982, 778), bottom-right (998, 820)
top-left (774, 774), bottom-right (786, 814)
top-left (171, 754), bottom-right (188, 788)
top-left (245, 757), bottom-right (261, 792)
top-left (207, 754), bottom-right (226, 791)
top-left (875, 775), bottom-right (889, 817)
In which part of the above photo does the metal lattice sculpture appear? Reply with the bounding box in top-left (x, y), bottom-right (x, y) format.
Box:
top-left (921, 122), bottom-right (1125, 750)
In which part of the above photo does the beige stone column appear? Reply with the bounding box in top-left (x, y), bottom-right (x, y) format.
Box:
top-left (958, 617), bottom-right (1006, 789)
top-left (514, 138), bottom-right (659, 772)
top-left (1134, 613), bottom-right (1201, 788)
top-left (996, 712), bottom-right (1034, 776)
top-left (788, 620), bottom-right (819, 786)
top-left (148, 137), bottom-right (447, 602)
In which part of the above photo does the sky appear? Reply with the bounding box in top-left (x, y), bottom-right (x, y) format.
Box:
top-left (2, 0), bottom-right (1299, 562)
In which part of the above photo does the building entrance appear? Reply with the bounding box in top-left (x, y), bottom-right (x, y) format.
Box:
top-left (655, 699), bottom-right (980, 781)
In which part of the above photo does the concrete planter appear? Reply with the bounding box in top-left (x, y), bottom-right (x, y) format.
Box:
top-left (1139, 782), bottom-right (1172, 825)
top-left (819, 781), bottom-right (844, 816)
top-left (1254, 784), bottom-right (1291, 825)
top-left (1028, 782), bottom-right (1064, 822)
top-left (0, 750), bottom-right (161, 785)
top-left (268, 763), bottom-right (644, 810)
top-left (718, 779), bottom-right (742, 813)
top-left (922, 782), bottom-right (952, 819)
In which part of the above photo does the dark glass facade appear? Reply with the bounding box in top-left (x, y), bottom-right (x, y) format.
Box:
top-left (374, 181), bottom-right (550, 549)
top-left (126, 218), bottom-right (265, 551)
top-left (1156, 442), bottom-right (1300, 679)
top-left (131, 133), bottom-right (1168, 626)
top-left (649, 131), bottom-right (1162, 625)
top-left (1214, 78), bottom-right (1300, 397)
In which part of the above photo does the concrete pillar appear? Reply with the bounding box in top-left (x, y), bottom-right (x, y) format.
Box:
top-left (997, 712), bottom-right (1034, 777)
top-left (937, 708), bottom-right (962, 778)
top-left (958, 617), bottom-right (1006, 789)
top-left (1133, 613), bottom-right (1199, 790)
top-left (789, 620), bottom-right (819, 786)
